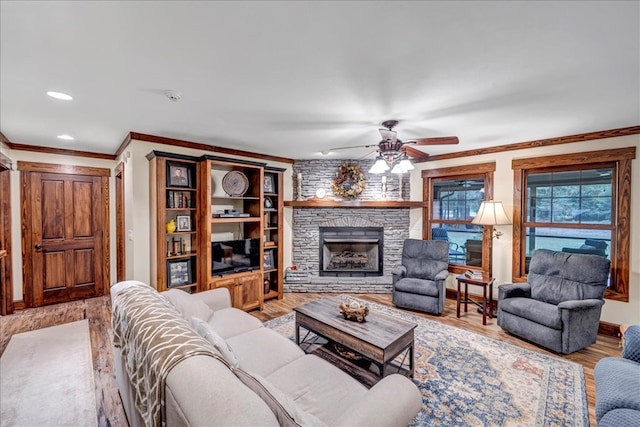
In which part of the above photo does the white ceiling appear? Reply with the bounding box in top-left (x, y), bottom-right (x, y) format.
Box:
top-left (1, 1), bottom-right (638, 161)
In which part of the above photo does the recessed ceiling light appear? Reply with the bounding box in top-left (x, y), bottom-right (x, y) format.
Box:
top-left (47, 91), bottom-right (73, 101)
top-left (57, 134), bottom-right (75, 140)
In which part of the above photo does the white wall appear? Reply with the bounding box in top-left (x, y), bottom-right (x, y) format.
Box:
top-left (409, 134), bottom-right (640, 325)
top-left (5, 149), bottom-right (118, 301)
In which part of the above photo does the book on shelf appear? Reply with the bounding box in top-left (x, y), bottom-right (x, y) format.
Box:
top-left (464, 270), bottom-right (484, 280)
top-left (167, 191), bottom-right (193, 209)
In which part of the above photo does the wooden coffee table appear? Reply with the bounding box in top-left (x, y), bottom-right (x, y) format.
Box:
top-left (293, 296), bottom-right (416, 387)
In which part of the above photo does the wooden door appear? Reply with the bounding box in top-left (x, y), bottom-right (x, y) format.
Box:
top-left (21, 162), bottom-right (110, 307)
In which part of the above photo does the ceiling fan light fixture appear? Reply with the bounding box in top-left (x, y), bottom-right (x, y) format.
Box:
top-left (391, 163), bottom-right (408, 174)
top-left (399, 156), bottom-right (414, 171)
top-left (379, 128), bottom-right (397, 142)
top-left (369, 157), bottom-right (390, 174)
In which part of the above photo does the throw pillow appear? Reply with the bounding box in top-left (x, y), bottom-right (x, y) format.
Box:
top-left (163, 288), bottom-right (213, 322)
top-left (191, 317), bottom-right (239, 369)
top-left (234, 368), bottom-right (325, 427)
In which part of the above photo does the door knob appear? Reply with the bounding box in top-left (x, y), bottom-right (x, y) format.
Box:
top-left (34, 243), bottom-right (42, 250)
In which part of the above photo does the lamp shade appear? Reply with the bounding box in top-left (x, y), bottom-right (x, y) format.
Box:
top-left (472, 201), bottom-right (511, 226)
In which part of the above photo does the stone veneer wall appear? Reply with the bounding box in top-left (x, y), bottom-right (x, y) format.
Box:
top-left (292, 159), bottom-right (409, 201)
top-left (286, 159), bottom-right (411, 293)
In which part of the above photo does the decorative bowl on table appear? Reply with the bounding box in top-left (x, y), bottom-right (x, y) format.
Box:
top-left (339, 301), bottom-right (369, 322)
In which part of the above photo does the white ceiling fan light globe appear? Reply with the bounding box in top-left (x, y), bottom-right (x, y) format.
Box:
top-left (399, 157), bottom-right (414, 171)
top-left (369, 157), bottom-right (390, 173)
top-left (391, 163), bottom-right (408, 174)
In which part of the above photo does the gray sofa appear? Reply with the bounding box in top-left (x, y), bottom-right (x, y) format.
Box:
top-left (497, 249), bottom-right (610, 354)
top-left (594, 325), bottom-right (640, 426)
top-left (392, 239), bottom-right (449, 315)
top-left (111, 280), bottom-right (422, 427)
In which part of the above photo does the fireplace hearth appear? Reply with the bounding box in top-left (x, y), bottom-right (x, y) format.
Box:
top-left (319, 227), bottom-right (383, 277)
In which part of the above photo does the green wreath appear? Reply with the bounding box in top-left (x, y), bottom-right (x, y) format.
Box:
top-left (331, 164), bottom-right (366, 198)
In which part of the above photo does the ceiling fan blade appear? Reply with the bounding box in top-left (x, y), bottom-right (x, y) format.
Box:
top-left (358, 149), bottom-right (379, 161)
top-left (404, 145), bottom-right (431, 162)
top-left (410, 136), bottom-right (459, 145)
top-left (329, 143), bottom-right (379, 151)
top-left (379, 128), bottom-right (397, 142)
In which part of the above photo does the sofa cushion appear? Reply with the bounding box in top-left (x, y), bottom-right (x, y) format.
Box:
top-left (498, 297), bottom-right (562, 330)
top-left (598, 409), bottom-right (640, 427)
top-left (394, 277), bottom-right (439, 297)
top-left (235, 368), bottom-right (325, 427)
top-left (226, 328), bottom-right (305, 377)
top-left (595, 357), bottom-right (640, 421)
top-left (623, 325), bottom-right (640, 363)
top-left (162, 288), bottom-right (213, 322)
top-left (266, 354), bottom-right (367, 424)
top-left (165, 355), bottom-right (280, 427)
top-left (191, 317), bottom-right (239, 369)
top-left (208, 307), bottom-right (264, 339)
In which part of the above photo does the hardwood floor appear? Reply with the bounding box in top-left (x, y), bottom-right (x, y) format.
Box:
top-left (0, 293), bottom-right (621, 427)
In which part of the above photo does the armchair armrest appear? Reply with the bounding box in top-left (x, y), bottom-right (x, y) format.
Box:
top-left (558, 298), bottom-right (606, 354)
top-left (391, 265), bottom-right (406, 277)
top-left (498, 283), bottom-right (531, 300)
top-left (434, 269), bottom-right (449, 281)
top-left (622, 325), bottom-right (640, 363)
top-left (334, 374), bottom-right (422, 427)
top-left (557, 299), bottom-right (604, 311)
top-left (193, 287), bottom-right (232, 311)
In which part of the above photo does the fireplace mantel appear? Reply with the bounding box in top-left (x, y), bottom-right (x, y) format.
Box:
top-left (284, 200), bottom-right (425, 208)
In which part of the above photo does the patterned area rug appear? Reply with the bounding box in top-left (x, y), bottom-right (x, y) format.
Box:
top-left (264, 295), bottom-right (588, 427)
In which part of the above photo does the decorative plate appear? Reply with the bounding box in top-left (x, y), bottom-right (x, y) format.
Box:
top-left (222, 170), bottom-right (249, 196)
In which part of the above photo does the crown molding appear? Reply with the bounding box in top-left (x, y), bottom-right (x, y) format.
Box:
top-left (417, 125), bottom-right (640, 163)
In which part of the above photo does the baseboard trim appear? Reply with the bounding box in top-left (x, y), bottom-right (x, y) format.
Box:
top-left (445, 289), bottom-right (620, 338)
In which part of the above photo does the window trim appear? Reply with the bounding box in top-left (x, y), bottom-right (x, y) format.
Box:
top-left (512, 147), bottom-right (635, 302)
top-left (422, 162), bottom-right (496, 274)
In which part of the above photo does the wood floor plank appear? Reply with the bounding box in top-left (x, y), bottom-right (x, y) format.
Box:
top-left (0, 293), bottom-right (621, 427)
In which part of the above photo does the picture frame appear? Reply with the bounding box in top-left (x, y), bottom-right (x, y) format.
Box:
top-left (167, 162), bottom-right (192, 188)
top-left (264, 196), bottom-right (273, 209)
top-left (176, 215), bottom-right (191, 232)
top-left (167, 259), bottom-right (192, 287)
top-left (263, 173), bottom-right (275, 193)
top-left (263, 249), bottom-right (274, 270)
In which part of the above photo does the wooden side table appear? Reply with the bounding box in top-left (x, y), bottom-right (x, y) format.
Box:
top-left (456, 273), bottom-right (495, 325)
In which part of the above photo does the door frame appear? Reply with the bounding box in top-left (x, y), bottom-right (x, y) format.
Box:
top-left (19, 161), bottom-right (111, 308)
top-left (0, 152), bottom-right (13, 314)
top-left (115, 162), bottom-right (125, 282)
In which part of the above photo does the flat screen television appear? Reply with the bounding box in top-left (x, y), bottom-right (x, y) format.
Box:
top-left (211, 238), bottom-right (260, 275)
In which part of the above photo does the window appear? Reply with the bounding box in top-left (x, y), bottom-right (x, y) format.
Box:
top-left (513, 147), bottom-right (635, 301)
top-left (422, 163), bottom-right (495, 273)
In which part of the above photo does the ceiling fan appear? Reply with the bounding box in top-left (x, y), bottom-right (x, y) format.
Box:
top-left (330, 120), bottom-right (459, 173)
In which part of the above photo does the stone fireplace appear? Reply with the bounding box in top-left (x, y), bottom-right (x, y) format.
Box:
top-left (287, 210), bottom-right (409, 293)
top-left (286, 159), bottom-right (413, 293)
top-left (319, 226), bottom-right (383, 277)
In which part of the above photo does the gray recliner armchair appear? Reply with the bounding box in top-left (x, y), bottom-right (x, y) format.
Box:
top-left (498, 249), bottom-right (610, 354)
top-left (392, 239), bottom-right (449, 315)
